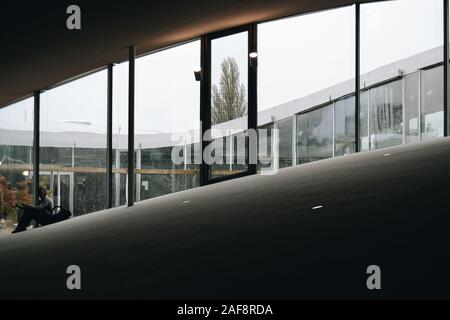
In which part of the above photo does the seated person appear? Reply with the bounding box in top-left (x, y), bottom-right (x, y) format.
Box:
top-left (13, 187), bottom-right (54, 234)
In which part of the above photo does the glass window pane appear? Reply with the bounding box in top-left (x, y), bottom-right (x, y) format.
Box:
top-left (210, 31), bottom-right (248, 179)
top-left (134, 41), bottom-right (200, 202)
top-left (296, 105), bottom-right (333, 164)
top-left (361, 0), bottom-right (443, 149)
top-left (0, 98), bottom-right (34, 233)
top-left (258, 5), bottom-right (354, 171)
top-left (257, 124), bottom-right (273, 172)
top-left (334, 96), bottom-right (356, 156)
top-left (369, 80), bottom-right (403, 149)
top-left (361, 0), bottom-right (443, 76)
top-left (404, 72), bottom-right (420, 143)
top-left (112, 62), bottom-right (129, 207)
top-left (258, 6), bottom-right (355, 114)
top-left (421, 66), bottom-right (444, 139)
top-left (359, 90), bottom-right (370, 151)
top-left (278, 119), bottom-right (293, 169)
top-left (40, 70), bottom-right (108, 216)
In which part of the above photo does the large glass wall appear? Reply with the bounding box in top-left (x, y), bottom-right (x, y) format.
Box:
top-left (112, 62), bottom-right (129, 207)
top-left (134, 41), bottom-right (200, 202)
top-left (0, 98), bottom-right (34, 232)
top-left (40, 70), bottom-right (108, 216)
top-left (360, 0), bottom-right (443, 149)
top-left (210, 31), bottom-right (248, 179)
top-left (1, 0), bottom-right (449, 236)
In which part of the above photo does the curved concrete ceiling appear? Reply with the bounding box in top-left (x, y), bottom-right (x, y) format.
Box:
top-left (0, 0), bottom-right (360, 108)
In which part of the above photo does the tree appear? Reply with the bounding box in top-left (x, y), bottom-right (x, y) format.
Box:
top-left (16, 180), bottom-right (32, 206)
top-left (211, 57), bottom-right (247, 125)
top-left (0, 176), bottom-right (17, 221)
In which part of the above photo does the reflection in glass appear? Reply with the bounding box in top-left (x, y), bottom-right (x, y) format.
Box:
top-left (369, 80), bottom-right (403, 149)
top-left (257, 124), bottom-right (273, 172)
top-left (421, 66), bottom-right (444, 139)
top-left (334, 96), bottom-right (356, 156)
top-left (297, 105), bottom-right (333, 164)
top-left (404, 72), bottom-right (420, 143)
top-left (359, 90), bottom-right (370, 151)
top-left (278, 119), bottom-right (293, 169)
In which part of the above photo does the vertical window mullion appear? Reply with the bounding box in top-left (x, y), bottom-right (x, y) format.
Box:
top-left (128, 47), bottom-right (135, 207)
top-left (106, 64), bottom-right (113, 209)
top-left (249, 24), bottom-right (258, 175)
top-left (355, 3), bottom-right (361, 153)
top-left (444, 0), bottom-right (449, 137)
top-left (33, 91), bottom-right (40, 203)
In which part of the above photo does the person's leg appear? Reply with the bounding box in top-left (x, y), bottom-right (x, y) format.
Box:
top-left (14, 207), bottom-right (35, 232)
top-left (33, 210), bottom-right (53, 226)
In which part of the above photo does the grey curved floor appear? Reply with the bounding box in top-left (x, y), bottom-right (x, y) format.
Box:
top-left (1, 138), bottom-right (450, 299)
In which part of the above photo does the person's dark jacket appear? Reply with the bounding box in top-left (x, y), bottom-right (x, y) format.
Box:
top-left (31, 197), bottom-right (53, 214)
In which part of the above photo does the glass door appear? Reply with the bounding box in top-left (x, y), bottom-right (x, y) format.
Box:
top-left (205, 26), bottom-right (256, 184)
top-left (40, 171), bottom-right (73, 213)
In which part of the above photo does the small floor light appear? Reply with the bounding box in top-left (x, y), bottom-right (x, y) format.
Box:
top-left (194, 68), bottom-right (203, 81)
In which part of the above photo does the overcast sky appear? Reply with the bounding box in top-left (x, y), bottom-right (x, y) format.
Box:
top-left (0, 0), bottom-right (444, 139)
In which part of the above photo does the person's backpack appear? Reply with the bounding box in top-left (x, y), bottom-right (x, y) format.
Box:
top-left (51, 206), bottom-right (72, 222)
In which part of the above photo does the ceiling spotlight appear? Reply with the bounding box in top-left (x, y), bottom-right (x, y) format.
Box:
top-left (312, 205), bottom-right (323, 210)
top-left (194, 68), bottom-right (203, 81)
top-left (249, 52), bottom-right (258, 67)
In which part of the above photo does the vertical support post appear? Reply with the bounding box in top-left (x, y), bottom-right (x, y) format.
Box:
top-left (355, 3), bottom-right (361, 153)
top-left (128, 46), bottom-right (135, 207)
top-left (33, 91), bottom-right (40, 203)
top-left (200, 36), bottom-right (210, 186)
top-left (106, 64), bottom-right (113, 209)
top-left (444, 0), bottom-right (449, 137)
top-left (248, 24), bottom-right (258, 175)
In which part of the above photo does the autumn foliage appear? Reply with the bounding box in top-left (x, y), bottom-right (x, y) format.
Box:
top-left (0, 176), bottom-right (32, 222)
